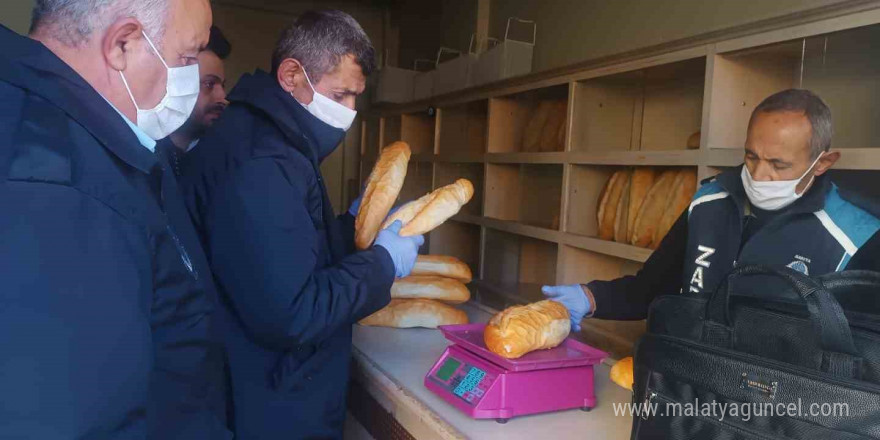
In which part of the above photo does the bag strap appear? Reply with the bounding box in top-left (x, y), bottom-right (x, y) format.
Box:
top-left (704, 264), bottom-right (861, 378)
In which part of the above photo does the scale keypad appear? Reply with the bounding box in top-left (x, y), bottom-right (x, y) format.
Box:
top-left (431, 355), bottom-right (493, 405)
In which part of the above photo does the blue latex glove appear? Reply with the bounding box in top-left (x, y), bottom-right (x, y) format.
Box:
top-left (374, 220), bottom-right (425, 278)
top-left (348, 194), bottom-right (363, 216)
top-left (542, 284), bottom-right (591, 332)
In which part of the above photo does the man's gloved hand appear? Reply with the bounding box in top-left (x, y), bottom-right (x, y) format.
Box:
top-left (374, 220), bottom-right (424, 278)
top-left (542, 284), bottom-right (591, 332)
top-left (348, 193), bottom-right (363, 217)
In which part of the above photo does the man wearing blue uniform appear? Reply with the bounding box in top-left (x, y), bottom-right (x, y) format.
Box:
top-left (0, 0), bottom-right (229, 438)
top-left (543, 89), bottom-right (880, 326)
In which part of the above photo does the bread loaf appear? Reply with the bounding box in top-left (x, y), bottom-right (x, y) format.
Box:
top-left (484, 300), bottom-right (571, 359)
top-left (391, 275), bottom-right (471, 304)
top-left (626, 168), bottom-right (657, 243)
top-left (359, 299), bottom-right (468, 328)
top-left (539, 101), bottom-right (566, 152)
top-left (523, 101), bottom-right (554, 152)
top-left (613, 174), bottom-right (632, 243)
top-left (598, 170), bottom-right (630, 241)
top-left (355, 142), bottom-right (411, 249)
top-left (381, 179), bottom-right (474, 237)
top-left (412, 255), bottom-right (473, 283)
top-left (652, 169), bottom-right (697, 249)
top-left (610, 356), bottom-right (634, 391)
top-left (631, 169), bottom-right (677, 248)
top-left (686, 131), bottom-right (701, 149)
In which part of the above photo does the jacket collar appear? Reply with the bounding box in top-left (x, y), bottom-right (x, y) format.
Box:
top-left (0, 25), bottom-right (157, 174)
top-left (226, 70), bottom-right (323, 165)
top-left (715, 164), bottom-right (832, 215)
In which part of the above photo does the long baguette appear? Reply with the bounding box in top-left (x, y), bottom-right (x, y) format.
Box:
top-left (381, 179), bottom-right (474, 237)
top-left (355, 142), bottom-right (411, 249)
top-left (359, 299), bottom-right (469, 328)
top-left (412, 255), bottom-right (473, 283)
top-left (391, 275), bottom-right (471, 304)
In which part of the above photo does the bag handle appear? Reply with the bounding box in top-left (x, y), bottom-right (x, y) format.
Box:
top-left (704, 264), bottom-right (861, 378)
top-left (504, 17), bottom-right (537, 45)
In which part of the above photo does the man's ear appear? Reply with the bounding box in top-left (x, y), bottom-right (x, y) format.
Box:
top-left (103, 18), bottom-right (143, 72)
top-left (814, 150), bottom-right (840, 176)
top-left (277, 59), bottom-right (305, 93)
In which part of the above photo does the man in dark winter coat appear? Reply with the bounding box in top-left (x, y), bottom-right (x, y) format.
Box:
top-left (542, 89), bottom-right (880, 327)
top-left (179, 10), bottom-right (424, 439)
top-left (158, 25), bottom-right (231, 177)
top-left (0, 0), bottom-right (230, 438)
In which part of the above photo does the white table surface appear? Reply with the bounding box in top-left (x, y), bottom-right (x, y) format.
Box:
top-left (351, 302), bottom-right (634, 439)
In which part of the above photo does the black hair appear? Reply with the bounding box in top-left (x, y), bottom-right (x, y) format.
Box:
top-left (271, 10), bottom-right (375, 81)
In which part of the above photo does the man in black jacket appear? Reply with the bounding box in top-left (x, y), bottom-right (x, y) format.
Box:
top-left (179, 10), bottom-right (423, 439)
top-left (0, 0), bottom-right (229, 438)
top-left (158, 25), bottom-right (231, 176)
top-left (544, 89), bottom-right (880, 326)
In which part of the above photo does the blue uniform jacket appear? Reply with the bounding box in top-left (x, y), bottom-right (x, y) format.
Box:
top-left (0, 25), bottom-right (229, 439)
top-left (589, 166), bottom-right (880, 319)
top-left (179, 70), bottom-right (395, 439)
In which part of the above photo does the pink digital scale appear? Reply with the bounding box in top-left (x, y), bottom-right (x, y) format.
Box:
top-left (424, 323), bottom-right (608, 423)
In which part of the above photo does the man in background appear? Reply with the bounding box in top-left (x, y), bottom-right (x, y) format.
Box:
top-left (0, 0), bottom-right (229, 438)
top-left (160, 25), bottom-right (231, 176)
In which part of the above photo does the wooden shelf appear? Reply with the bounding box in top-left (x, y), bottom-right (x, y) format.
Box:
top-left (436, 101), bottom-right (487, 155)
top-left (485, 152), bottom-right (567, 164)
top-left (569, 149), bottom-right (700, 166)
top-left (487, 85), bottom-right (569, 153)
top-left (359, 11), bottom-right (880, 359)
top-left (561, 234), bottom-right (653, 264)
top-left (434, 153), bottom-right (484, 163)
top-left (571, 57), bottom-right (705, 153)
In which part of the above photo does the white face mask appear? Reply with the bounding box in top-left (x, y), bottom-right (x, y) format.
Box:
top-left (741, 153), bottom-right (823, 211)
top-left (297, 66), bottom-right (357, 131)
top-left (118, 31), bottom-right (200, 140)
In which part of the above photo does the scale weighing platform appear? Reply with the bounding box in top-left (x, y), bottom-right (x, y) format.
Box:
top-left (424, 323), bottom-right (608, 423)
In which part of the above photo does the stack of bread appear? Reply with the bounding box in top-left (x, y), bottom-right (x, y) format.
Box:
top-left (360, 255), bottom-right (473, 328)
top-left (522, 100), bottom-right (566, 152)
top-left (597, 167), bottom-right (697, 249)
top-left (355, 141), bottom-right (476, 329)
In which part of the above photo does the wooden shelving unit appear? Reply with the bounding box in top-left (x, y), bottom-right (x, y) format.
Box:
top-left (361, 12), bottom-right (880, 358)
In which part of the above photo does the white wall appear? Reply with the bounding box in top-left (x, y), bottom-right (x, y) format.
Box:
top-left (487, 0), bottom-right (852, 73)
top-left (1, 0), bottom-right (35, 34)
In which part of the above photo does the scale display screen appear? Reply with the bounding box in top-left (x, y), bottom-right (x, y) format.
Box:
top-left (435, 357), bottom-right (461, 381)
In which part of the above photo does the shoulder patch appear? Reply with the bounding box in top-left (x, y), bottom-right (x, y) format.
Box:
top-left (819, 185), bottom-right (880, 254)
top-left (689, 181), bottom-right (729, 216)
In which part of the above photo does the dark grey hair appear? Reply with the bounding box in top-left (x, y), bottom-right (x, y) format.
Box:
top-left (30, 0), bottom-right (168, 47)
top-left (271, 10), bottom-right (376, 82)
top-left (749, 89), bottom-right (833, 159)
